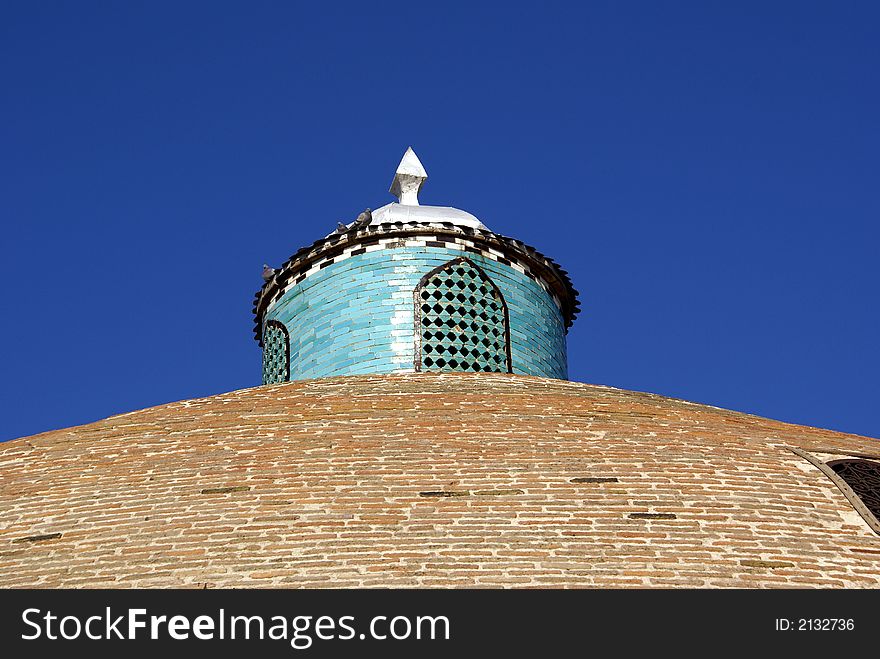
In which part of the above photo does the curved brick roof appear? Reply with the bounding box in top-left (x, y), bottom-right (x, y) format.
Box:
top-left (2, 373), bottom-right (879, 588)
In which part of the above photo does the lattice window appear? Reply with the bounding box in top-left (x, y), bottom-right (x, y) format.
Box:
top-left (262, 320), bottom-right (290, 384)
top-left (415, 257), bottom-right (511, 373)
top-left (828, 459), bottom-right (880, 522)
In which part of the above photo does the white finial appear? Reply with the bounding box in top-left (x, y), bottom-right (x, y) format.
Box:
top-left (390, 147), bottom-right (427, 206)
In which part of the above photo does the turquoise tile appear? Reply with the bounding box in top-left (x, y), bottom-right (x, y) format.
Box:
top-left (262, 246), bottom-right (569, 381)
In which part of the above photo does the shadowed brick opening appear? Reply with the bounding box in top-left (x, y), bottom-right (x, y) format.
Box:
top-left (473, 488), bottom-right (524, 496)
top-left (740, 559), bottom-right (795, 569)
top-left (571, 477), bottom-right (619, 483)
top-left (14, 533), bottom-right (62, 544)
top-left (415, 257), bottom-right (512, 373)
top-left (419, 488), bottom-right (524, 498)
top-left (201, 486), bottom-right (251, 495)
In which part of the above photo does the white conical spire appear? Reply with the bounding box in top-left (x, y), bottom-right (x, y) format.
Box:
top-left (390, 147), bottom-right (427, 206)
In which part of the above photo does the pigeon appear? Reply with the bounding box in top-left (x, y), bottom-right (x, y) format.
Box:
top-left (353, 208), bottom-right (372, 228)
top-left (261, 264), bottom-right (275, 282)
top-left (336, 222), bottom-right (348, 233)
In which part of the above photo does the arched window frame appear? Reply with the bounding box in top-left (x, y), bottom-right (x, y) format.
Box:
top-left (789, 447), bottom-right (880, 536)
top-left (826, 458), bottom-right (880, 534)
top-left (262, 319), bottom-right (290, 384)
top-left (413, 256), bottom-right (512, 373)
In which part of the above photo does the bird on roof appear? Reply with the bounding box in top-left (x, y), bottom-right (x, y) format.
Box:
top-left (261, 264), bottom-right (275, 282)
top-left (335, 222), bottom-right (348, 233)
top-left (353, 208), bottom-right (372, 228)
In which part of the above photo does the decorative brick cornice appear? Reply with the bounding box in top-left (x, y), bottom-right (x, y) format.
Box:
top-left (252, 223), bottom-right (580, 345)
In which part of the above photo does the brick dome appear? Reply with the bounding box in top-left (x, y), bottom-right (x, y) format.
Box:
top-left (2, 373), bottom-right (879, 588)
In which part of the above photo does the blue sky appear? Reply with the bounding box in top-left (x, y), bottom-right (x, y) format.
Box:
top-left (2, 2), bottom-right (878, 441)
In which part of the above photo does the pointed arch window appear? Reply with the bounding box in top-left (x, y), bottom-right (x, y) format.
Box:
top-left (262, 320), bottom-right (290, 384)
top-left (415, 257), bottom-right (511, 373)
top-left (827, 459), bottom-right (880, 525)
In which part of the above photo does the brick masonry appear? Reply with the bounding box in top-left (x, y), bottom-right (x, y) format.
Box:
top-left (264, 246), bottom-right (568, 380)
top-left (1, 373), bottom-right (879, 588)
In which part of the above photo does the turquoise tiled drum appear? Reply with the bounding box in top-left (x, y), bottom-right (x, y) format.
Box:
top-left (253, 148), bottom-right (579, 384)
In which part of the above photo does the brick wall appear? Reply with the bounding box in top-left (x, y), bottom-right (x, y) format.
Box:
top-left (1, 373), bottom-right (879, 588)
